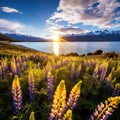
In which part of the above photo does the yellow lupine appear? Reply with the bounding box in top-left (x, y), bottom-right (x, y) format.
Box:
top-left (12, 75), bottom-right (20, 89)
top-left (12, 75), bottom-right (23, 113)
top-left (29, 111), bottom-right (35, 120)
top-left (49, 80), bottom-right (66, 120)
top-left (66, 81), bottom-right (82, 110)
top-left (63, 109), bottom-right (72, 120)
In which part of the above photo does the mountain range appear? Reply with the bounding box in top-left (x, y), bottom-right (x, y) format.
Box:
top-left (1, 29), bottom-right (120, 42)
top-left (0, 33), bottom-right (17, 42)
top-left (4, 33), bottom-right (46, 42)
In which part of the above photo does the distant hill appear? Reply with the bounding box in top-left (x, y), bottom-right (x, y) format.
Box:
top-left (0, 41), bottom-right (38, 53)
top-left (0, 33), bottom-right (17, 42)
top-left (4, 33), bottom-right (46, 42)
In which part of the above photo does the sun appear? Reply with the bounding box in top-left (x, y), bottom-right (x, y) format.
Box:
top-left (53, 34), bottom-right (59, 41)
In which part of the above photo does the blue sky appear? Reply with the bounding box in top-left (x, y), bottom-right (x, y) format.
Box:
top-left (0, 0), bottom-right (120, 37)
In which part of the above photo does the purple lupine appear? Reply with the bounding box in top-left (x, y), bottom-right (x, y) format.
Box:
top-left (28, 70), bottom-right (35, 102)
top-left (89, 96), bottom-right (120, 120)
top-left (112, 83), bottom-right (120, 96)
top-left (66, 81), bottom-right (82, 110)
top-left (92, 64), bottom-right (99, 80)
top-left (46, 71), bottom-right (54, 100)
top-left (11, 57), bottom-right (17, 78)
top-left (1, 59), bottom-right (8, 79)
top-left (16, 55), bottom-right (22, 66)
top-left (12, 75), bottom-right (23, 113)
top-left (23, 62), bottom-right (27, 71)
top-left (45, 62), bottom-right (52, 77)
top-left (104, 73), bottom-right (113, 90)
top-left (16, 63), bottom-right (21, 77)
top-left (100, 62), bottom-right (108, 81)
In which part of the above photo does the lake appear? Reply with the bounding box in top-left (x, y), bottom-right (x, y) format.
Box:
top-left (14, 42), bottom-right (120, 55)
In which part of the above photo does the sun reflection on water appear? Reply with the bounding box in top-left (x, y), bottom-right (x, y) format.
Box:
top-left (53, 42), bottom-right (59, 56)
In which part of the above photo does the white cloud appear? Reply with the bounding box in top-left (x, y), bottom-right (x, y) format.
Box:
top-left (0, 19), bottom-right (25, 33)
top-left (1, 6), bottom-right (22, 14)
top-left (47, 0), bottom-right (120, 28)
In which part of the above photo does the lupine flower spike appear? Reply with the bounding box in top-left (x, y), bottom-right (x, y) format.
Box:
top-left (29, 111), bottom-right (35, 120)
top-left (49, 80), bottom-right (66, 120)
top-left (76, 64), bottom-right (82, 79)
top-left (63, 109), bottom-right (72, 120)
top-left (104, 73), bottom-right (113, 90)
top-left (112, 83), bottom-right (120, 96)
top-left (100, 62), bottom-right (108, 81)
top-left (46, 71), bottom-right (54, 100)
top-left (11, 57), bottom-right (17, 78)
top-left (1, 59), bottom-right (8, 79)
top-left (66, 81), bottom-right (82, 110)
top-left (92, 64), bottom-right (99, 80)
top-left (89, 96), bottom-right (120, 120)
top-left (12, 75), bottom-right (23, 113)
top-left (28, 70), bottom-right (35, 102)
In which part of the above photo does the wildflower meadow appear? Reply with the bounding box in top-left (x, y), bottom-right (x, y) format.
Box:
top-left (0, 52), bottom-right (120, 120)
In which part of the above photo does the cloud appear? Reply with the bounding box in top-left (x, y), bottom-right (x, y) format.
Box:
top-left (47, 0), bottom-right (120, 28)
top-left (1, 6), bottom-right (22, 14)
top-left (55, 27), bottom-right (88, 34)
top-left (0, 19), bottom-right (25, 33)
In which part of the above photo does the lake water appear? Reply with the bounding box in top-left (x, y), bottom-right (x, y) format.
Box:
top-left (14, 42), bottom-right (120, 55)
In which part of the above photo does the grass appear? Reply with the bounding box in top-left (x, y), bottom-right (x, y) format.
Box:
top-left (0, 42), bottom-right (120, 120)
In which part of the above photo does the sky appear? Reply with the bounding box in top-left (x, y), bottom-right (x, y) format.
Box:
top-left (0, 0), bottom-right (120, 38)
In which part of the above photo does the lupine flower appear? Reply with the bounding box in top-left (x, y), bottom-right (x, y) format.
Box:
top-left (100, 62), bottom-right (108, 81)
top-left (11, 57), bottom-right (17, 78)
top-left (28, 70), bottom-right (35, 102)
top-left (76, 64), bottom-right (82, 79)
top-left (89, 96), bottom-right (120, 120)
top-left (23, 62), bottom-right (27, 70)
top-left (92, 64), bottom-right (99, 80)
top-left (66, 81), bottom-right (82, 110)
top-left (104, 73), bottom-right (113, 90)
top-left (29, 111), bottom-right (35, 120)
top-left (70, 62), bottom-right (75, 80)
top-left (46, 61), bottom-right (52, 73)
top-left (1, 59), bottom-right (8, 79)
top-left (16, 63), bottom-right (21, 77)
top-left (46, 71), bottom-right (54, 100)
top-left (63, 109), bottom-right (72, 120)
top-left (115, 65), bottom-right (120, 72)
top-left (16, 55), bottom-right (22, 66)
top-left (1, 59), bottom-right (8, 72)
top-left (49, 80), bottom-right (66, 120)
top-left (112, 83), bottom-right (120, 96)
top-left (12, 75), bottom-right (23, 113)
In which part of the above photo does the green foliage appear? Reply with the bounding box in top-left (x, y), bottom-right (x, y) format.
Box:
top-left (0, 51), bottom-right (120, 120)
top-left (104, 51), bottom-right (118, 58)
top-left (66, 52), bottom-right (79, 56)
top-left (93, 49), bottom-right (103, 55)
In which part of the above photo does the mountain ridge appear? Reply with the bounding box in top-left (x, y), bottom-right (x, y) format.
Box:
top-left (2, 29), bottom-right (120, 42)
